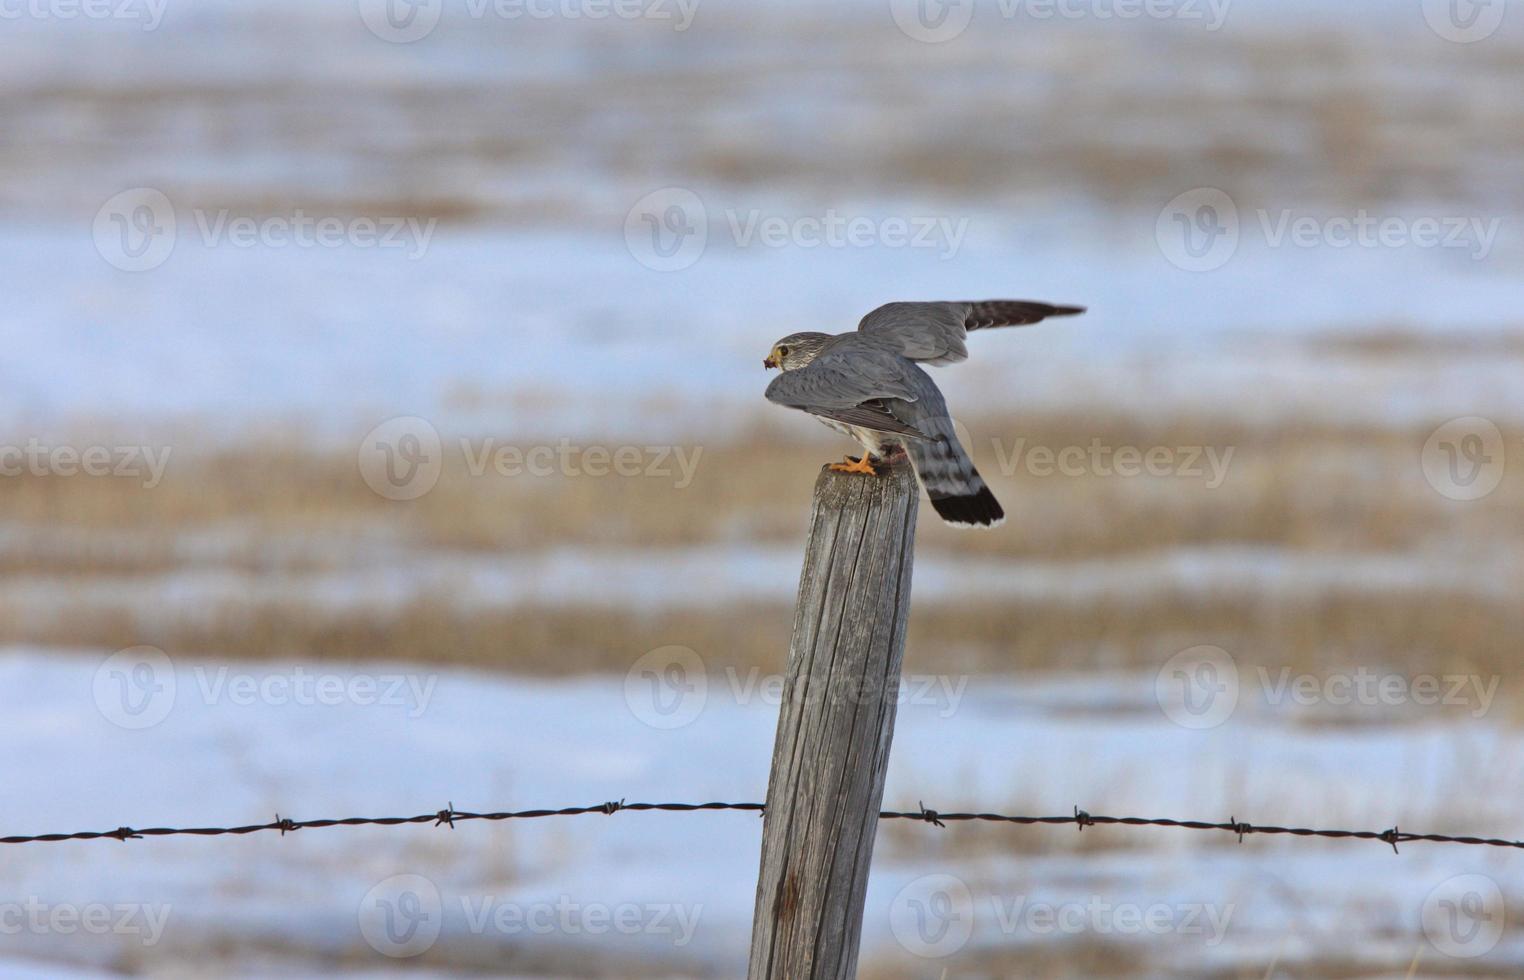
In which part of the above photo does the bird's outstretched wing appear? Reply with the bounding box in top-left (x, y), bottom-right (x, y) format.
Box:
top-left (857, 299), bottom-right (1085, 365)
top-left (764, 343), bottom-right (926, 438)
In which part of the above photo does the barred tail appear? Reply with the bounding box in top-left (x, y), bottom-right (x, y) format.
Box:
top-left (905, 423), bottom-right (1004, 528)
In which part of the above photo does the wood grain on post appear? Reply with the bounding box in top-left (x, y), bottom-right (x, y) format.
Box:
top-left (747, 461), bottom-right (919, 980)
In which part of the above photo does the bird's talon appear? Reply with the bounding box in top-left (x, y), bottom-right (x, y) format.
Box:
top-left (828, 454), bottom-right (880, 476)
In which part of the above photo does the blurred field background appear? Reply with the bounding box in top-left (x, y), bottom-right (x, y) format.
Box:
top-left (1, 1), bottom-right (1523, 977)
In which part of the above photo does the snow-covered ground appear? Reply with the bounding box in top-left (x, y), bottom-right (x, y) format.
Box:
top-left (1, 650), bottom-right (1521, 976)
top-left (3, 531), bottom-right (1519, 619)
top-left (5, 218), bottom-right (1523, 445)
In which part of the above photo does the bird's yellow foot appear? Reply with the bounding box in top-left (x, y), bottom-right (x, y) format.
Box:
top-left (828, 454), bottom-right (880, 476)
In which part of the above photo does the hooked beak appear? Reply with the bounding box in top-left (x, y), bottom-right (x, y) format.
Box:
top-left (763, 355), bottom-right (778, 369)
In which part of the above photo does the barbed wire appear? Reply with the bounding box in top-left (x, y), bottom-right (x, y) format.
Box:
top-left (3, 801), bottom-right (1520, 851)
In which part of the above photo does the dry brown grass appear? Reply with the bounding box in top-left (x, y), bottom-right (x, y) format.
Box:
top-left (0, 408), bottom-right (1518, 705)
top-left (7, 19), bottom-right (1523, 222)
top-left (861, 939), bottom-right (1143, 980)
top-left (0, 581), bottom-right (1516, 716)
top-left (1, 409), bottom-right (1515, 561)
top-left (860, 942), bottom-right (1512, 980)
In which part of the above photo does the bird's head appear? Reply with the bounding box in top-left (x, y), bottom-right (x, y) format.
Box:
top-left (763, 332), bottom-right (831, 371)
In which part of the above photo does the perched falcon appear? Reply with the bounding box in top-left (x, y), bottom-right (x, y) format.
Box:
top-left (763, 299), bottom-right (1085, 527)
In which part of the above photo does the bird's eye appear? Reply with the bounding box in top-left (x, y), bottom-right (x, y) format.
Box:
top-left (778, 346), bottom-right (790, 357)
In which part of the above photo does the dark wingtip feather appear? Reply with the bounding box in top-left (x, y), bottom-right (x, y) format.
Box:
top-left (964, 300), bottom-right (1088, 332)
top-left (929, 486), bottom-right (1005, 528)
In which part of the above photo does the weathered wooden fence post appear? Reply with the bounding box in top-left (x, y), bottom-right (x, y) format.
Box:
top-left (747, 460), bottom-right (919, 979)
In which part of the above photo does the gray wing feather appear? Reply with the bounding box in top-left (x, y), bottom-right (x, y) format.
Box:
top-left (858, 300), bottom-right (1084, 365)
top-left (764, 340), bottom-right (926, 438)
top-left (857, 302), bottom-right (972, 364)
top-left (810, 403), bottom-right (926, 438)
